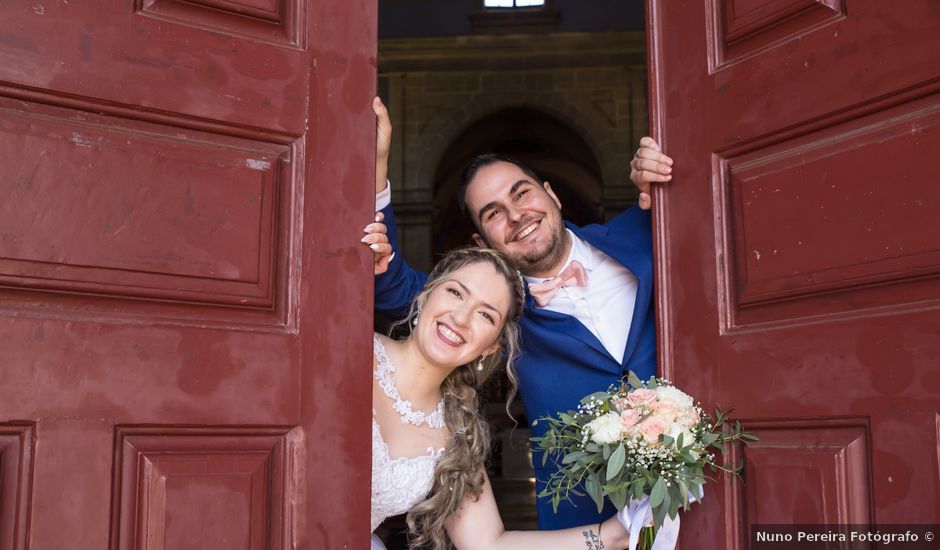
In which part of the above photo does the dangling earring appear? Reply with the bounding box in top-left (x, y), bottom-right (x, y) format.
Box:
top-left (412, 309), bottom-right (420, 327)
top-left (476, 356), bottom-right (485, 371)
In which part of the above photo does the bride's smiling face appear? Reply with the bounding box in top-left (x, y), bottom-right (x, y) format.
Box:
top-left (414, 262), bottom-right (512, 370)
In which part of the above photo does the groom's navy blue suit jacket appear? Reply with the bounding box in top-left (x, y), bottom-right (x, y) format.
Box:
top-left (375, 204), bottom-right (657, 530)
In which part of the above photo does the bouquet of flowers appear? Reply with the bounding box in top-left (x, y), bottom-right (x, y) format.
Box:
top-left (531, 372), bottom-right (756, 550)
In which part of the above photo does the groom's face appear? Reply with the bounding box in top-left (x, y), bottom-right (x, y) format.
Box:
top-left (465, 161), bottom-right (567, 278)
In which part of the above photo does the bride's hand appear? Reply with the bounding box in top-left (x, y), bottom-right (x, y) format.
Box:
top-left (362, 212), bottom-right (394, 275)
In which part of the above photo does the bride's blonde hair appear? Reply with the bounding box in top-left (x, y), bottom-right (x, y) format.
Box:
top-left (394, 247), bottom-right (525, 549)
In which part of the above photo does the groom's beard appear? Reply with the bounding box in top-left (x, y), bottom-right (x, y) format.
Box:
top-left (483, 221), bottom-right (568, 277)
top-left (511, 226), bottom-right (568, 276)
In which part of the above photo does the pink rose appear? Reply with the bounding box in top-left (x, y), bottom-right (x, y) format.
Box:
top-left (627, 388), bottom-right (657, 406)
top-left (639, 418), bottom-right (667, 445)
top-left (655, 401), bottom-right (679, 423)
top-left (676, 407), bottom-right (702, 427)
top-left (620, 408), bottom-right (641, 429)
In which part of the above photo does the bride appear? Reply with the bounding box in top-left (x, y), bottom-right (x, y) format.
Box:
top-left (365, 244), bottom-right (630, 549)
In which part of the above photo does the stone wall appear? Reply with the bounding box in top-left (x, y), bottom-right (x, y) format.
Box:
top-left (379, 31), bottom-right (648, 271)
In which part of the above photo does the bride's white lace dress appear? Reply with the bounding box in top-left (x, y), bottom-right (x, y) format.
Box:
top-left (371, 336), bottom-right (445, 550)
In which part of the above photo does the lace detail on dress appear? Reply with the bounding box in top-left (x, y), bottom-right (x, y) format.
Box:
top-left (371, 417), bottom-right (444, 532)
top-left (371, 336), bottom-right (446, 534)
top-left (373, 336), bottom-right (446, 429)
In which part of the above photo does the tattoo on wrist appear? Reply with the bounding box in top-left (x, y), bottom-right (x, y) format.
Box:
top-left (582, 528), bottom-right (606, 549)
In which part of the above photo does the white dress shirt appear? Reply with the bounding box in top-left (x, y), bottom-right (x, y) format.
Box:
top-left (376, 184), bottom-right (391, 210)
top-left (524, 230), bottom-right (637, 364)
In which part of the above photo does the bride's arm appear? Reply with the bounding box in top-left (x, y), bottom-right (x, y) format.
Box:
top-left (445, 471), bottom-right (630, 550)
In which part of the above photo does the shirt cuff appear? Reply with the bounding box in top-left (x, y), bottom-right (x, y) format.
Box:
top-left (376, 180), bottom-right (391, 211)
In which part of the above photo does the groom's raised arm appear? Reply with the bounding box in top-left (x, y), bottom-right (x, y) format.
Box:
top-left (369, 97), bottom-right (428, 320)
top-left (373, 199), bottom-right (428, 320)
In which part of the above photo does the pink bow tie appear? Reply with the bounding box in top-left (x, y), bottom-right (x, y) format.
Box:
top-left (528, 261), bottom-right (588, 307)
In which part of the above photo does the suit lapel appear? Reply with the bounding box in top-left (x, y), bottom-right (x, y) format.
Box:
top-left (619, 261), bottom-right (651, 367)
top-left (523, 293), bottom-right (611, 360)
top-left (566, 221), bottom-right (653, 368)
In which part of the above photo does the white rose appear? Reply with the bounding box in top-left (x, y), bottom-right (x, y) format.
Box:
top-left (667, 423), bottom-right (700, 459)
top-left (654, 386), bottom-right (694, 410)
top-left (586, 412), bottom-right (625, 445)
top-left (667, 423), bottom-right (693, 446)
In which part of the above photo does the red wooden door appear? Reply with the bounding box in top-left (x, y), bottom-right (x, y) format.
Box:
top-left (647, 0), bottom-right (940, 546)
top-left (0, 1), bottom-right (375, 549)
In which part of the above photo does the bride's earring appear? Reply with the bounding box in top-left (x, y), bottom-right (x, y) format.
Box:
top-left (476, 356), bottom-right (485, 371)
top-left (412, 309), bottom-right (421, 327)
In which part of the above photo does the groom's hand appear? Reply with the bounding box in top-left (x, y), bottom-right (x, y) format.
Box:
top-left (630, 137), bottom-right (673, 210)
top-left (373, 96), bottom-right (392, 194)
top-left (362, 212), bottom-right (393, 275)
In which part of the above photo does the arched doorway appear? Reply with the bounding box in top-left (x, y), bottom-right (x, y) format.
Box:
top-left (432, 107), bottom-right (605, 257)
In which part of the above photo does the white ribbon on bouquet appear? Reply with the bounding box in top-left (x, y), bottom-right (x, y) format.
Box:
top-left (616, 487), bottom-right (703, 550)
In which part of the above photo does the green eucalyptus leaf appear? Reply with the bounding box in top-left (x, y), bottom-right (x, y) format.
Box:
top-left (653, 495), bottom-right (668, 530)
top-left (606, 444), bottom-right (626, 481)
top-left (668, 490), bottom-right (681, 519)
top-left (585, 474), bottom-right (603, 513)
top-left (678, 480), bottom-right (690, 506)
top-left (610, 487), bottom-right (628, 510)
top-left (650, 477), bottom-right (666, 508)
top-left (563, 451), bottom-right (587, 465)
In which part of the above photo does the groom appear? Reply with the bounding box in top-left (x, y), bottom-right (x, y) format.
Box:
top-left (369, 99), bottom-right (674, 529)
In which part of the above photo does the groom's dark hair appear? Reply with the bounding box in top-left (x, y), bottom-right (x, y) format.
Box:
top-left (457, 153), bottom-right (544, 230)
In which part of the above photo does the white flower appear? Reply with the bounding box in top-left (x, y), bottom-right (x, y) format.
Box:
top-left (667, 423), bottom-right (700, 459)
top-left (667, 423), bottom-right (694, 447)
top-left (586, 412), bottom-right (624, 444)
top-left (655, 385), bottom-right (694, 410)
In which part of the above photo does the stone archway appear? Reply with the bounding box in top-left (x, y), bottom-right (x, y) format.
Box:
top-left (413, 92), bottom-right (626, 208)
top-left (431, 106), bottom-right (606, 256)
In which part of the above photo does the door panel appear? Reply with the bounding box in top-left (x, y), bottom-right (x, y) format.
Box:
top-left (647, 0), bottom-right (940, 546)
top-left (0, 424), bottom-right (32, 550)
top-left (0, 0), bottom-right (376, 548)
top-left (0, 97), bottom-right (290, 320)
top-left (0, 1), bottom-right (308, 134)
top-left (112, 428), bottom-right (292, 550)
